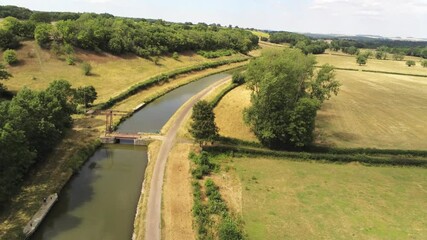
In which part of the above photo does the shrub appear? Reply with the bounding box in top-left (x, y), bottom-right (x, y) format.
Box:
top-left (218, 216), bottom-right (244, 240)
top-left (406, 60), bottom-right (416, 67)
top-left (198, 49), bottom-right (235, 59)
top-left (66, 55), bottom-right (76, 65)
top-left (421, 60), bottom-right (427, 68)
top-left (232, 72), bottom-right (245, 85)
top-left (82, 62), bottom-right (92, 76)
top-left (172, 52), bottom-right (179, 60)
top-left (3, 49), bottom-right (18, 65)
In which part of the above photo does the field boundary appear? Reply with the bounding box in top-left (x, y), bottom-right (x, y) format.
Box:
top-left (203, 145), bottom-right (427, 168)
top-left (315, 65), bottom-right (427, 77)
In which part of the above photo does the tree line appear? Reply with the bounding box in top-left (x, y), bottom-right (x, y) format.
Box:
top-left (0, 6), bottom-right (259, 58)
top-left (0, 73), bottom-right (97, 207)
top-left (269, 31), bottom-right (329, 54)
top-left (331, 39), bottom-right (427, 59)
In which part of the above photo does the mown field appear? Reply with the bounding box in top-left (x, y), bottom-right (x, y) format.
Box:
top-left (316, 51), bottom-right (427, 75)
top-left (316, 70), bottom-right (427, 149)
top-left (1, 41), bottom-right (247, 103)
top-left (215, 54), bottom-right (427, 150)
top-left (229, 157), bottom-right (427, 240)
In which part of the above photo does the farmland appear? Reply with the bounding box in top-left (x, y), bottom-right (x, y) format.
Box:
top-left (228, 157), bottom-right (427, 239)
top-left (209, 50), bottom-right (427, 240)
top-left (1, 41), bottom-right (247, 103)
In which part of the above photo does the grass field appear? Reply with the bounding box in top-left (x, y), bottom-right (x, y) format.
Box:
top-left (1, 41), bottom-right (246, 103)
top-left (250, 30), bottom-right (269, 39)
top-left (316, 70), bottom-right (427, 150)
top-left (214, 85), bottom-right (258, 142)
top-left (227, 157), bottom-right (427, 240)
top-left (213, 54), bottom-right (427, 150)
top-left (316, 52), bottom-right (427, 76)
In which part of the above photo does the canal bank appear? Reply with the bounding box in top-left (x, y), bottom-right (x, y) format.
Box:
top-left (30, 72), bottom-right (233, 240)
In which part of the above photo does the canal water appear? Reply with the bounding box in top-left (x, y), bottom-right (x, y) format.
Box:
top-left (31, 72), bottom-right (230, 240)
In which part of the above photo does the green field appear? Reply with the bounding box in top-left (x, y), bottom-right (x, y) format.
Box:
top-left (230, 157), bottom-right (427, 240)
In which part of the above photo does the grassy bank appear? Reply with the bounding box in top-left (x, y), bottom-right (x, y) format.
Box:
top-left (1, 41), bottom-right (248, 104)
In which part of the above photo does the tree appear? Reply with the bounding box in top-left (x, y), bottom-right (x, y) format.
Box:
top-left (356, 54), bottom-right (367, 66)
top-left (0, 64), bottom-right (12, 97)
top-left (393, 53), bottom-right (404, 61)
top-left (375, 51), bottom-right (386, 60)
top-left (74, 86), bottom-right (98, 107)
top-left (421, 60), bottom-right (427, 68)
top-left (0, 29), bottom-right (20, 50)
top-left (244, 49), bottom-right (339, 148)
top-left (35, 23), bottom-right (53, 48)
top-left (406, 60), bottom-right (416, 67)
top-left (0, 123), bottom-right (35, 206)
top-left (309, 64), bottom-right (340, 103)
top-left (82, 62), bottom-right (92, 76)
top-left (3, 49), bottom-right (18, 65)
top-left (30, 12), bottom-right (51, 23)
top-left (0, 63), bottom-right (12, 80)
top-left (190, 100), bottom-right (218, 144)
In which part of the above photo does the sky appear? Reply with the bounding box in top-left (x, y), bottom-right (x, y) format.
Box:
top-left (2, 0), bottom-right (427, 38)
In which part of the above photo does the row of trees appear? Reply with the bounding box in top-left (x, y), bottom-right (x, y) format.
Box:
top-left (0, 8), bottom-right (259, 58)
top-left (34, 15), bottom-right (258, 57)
top-left (244, 49), bottom-right (340, 148)
top-left (0, 74), bottom-right (97, 207)
top-left (331, 39), bottom-right (427, 59)
top-left (270, 32), bottom-right (329, 54)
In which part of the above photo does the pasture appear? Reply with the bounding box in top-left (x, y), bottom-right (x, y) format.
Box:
top-left (316, 70), bottom-right (427, 150)
top-left (0, 41), bottom-right (246, 103)
top-left (214, 53), bottom-right (427, 150)
top-left (316, 52), bottom-right (427, 76)
top-left (229, 157), bottom-right (427, 240)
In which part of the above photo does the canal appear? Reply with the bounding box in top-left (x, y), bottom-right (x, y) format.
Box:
top-left (31, 72), bottom-right (230, 240)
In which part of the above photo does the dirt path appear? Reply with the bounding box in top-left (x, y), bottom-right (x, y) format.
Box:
top-left (144, 76), bottom-right (231, 240)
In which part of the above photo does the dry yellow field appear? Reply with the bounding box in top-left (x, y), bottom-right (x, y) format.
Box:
top-left (214, 85), bottom-right (258, 142)
top-left (1, 41), bottom-right (246, 103)
top-left (316, 70), bottom-right (427, 149)
top-left (316, 52), bottom-right (427, 75)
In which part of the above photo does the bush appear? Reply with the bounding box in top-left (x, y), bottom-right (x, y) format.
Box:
top-left (66, 55), bottom-right (76, 65)
top-left (82, 62), bottom-right (92, 75)
top-left (421, 60), bottom-right (427, 68)
top-left (198, 49), bottom-right (236, 59)
top-left (406, 60), bottom-right (416, 67)
top-left (172, 52), bottom-right (179, 60)
top-left (3, 49), bottom-right (18, 65)
top-left (232, 72), bottom-right (245, 85)
top-left (218, 216), bottom-right (244, 240)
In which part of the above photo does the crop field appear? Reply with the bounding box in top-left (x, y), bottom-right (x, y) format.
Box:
top-left (230, 157), bottom-right (427, 240)
top-left (316, 70), bottom-right (427, 150)
top-left (316, 52), bottom-right (427, 76)
top-left (1, 41), bottom-right (246, 103)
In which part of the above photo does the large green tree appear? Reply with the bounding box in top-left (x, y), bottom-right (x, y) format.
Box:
top-left (190, 100), bottom-right (218, 144)
top-left (74, 85), bottom-right (98, 107)
top-left (244, 49), bottom-right (340, 148)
